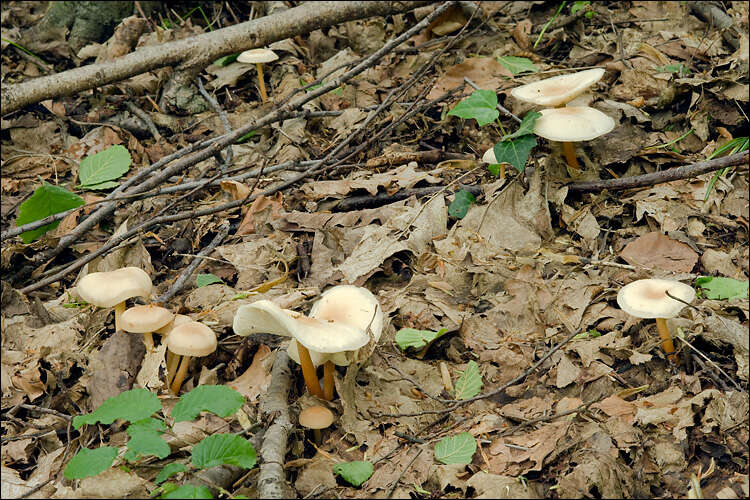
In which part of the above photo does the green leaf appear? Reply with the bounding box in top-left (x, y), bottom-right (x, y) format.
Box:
top-left (493, 135), bottom-right (537, 173)
top-left (501, 111), bottom-right (542, 141)
top-left (155, 463), bottom-right (188, 485)
top-left (196, 273), bottom-right (224, 287)
top-left (496, 56), bottom-right (538, 75)
top-left (15, 182), bottom-right (85, 243)
top-left (124, 418), bottom-right (170, 462)
top-left (161, 484), bottom-right (213, 499)
top-left (73, 388), bottom-right (161, 429)
top-left (80, 180), bottom-right (120, 191)
top-left (332, 461), bottom-right (374, 487)
top-left (191, 434), bottom-right (257, 470)
top-left (695, 276), bottom-right (749, 300)
top-left (395, 328), bottom-right (449, 351)
top-left (171, 385), bottom-right (244, 423)
top-left (570, 1), bottom-right (590, 15)
top-left (214, 53), bottom-right (239, 66)
top-left (454, 361), bottom-right (482, 400)
top-left (448, 189), bottom-right (476, 219)
top-left (434, 432), bottom-right (477, 465)
top-left (235, 130), bottom-right (258, 144)
top-left (78, 145), bottom-right (131, 188)
top-left (447, 90), bottom-right (499, 127)
top-left (64, 447), bottom-right (118, 479)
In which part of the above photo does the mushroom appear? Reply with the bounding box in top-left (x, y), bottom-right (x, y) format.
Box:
top-left (237, 48), bottom-right (279, 103)
top-left (510, 68), bottom-right (609, 170)
top-left (120, 304), bottom-right (174, 351)
top-left (233, 300), bottom-right (368, 400)
top-left (482, 147), bottom-right (507, 180)
top-left (298, 405), bottom-right (334, 444)
top-left (617, 279), bottom-right (696, 364)
top-left (156, 314), bottom-right (193, 382)
top-left (304, 285), bottom-right (382, 401)
top-left (166, 321), bottom-right (217, 394)
top-left (76, 267), bottom-right (152, 331)
top-left (532, 107), bottom-right (614, 169)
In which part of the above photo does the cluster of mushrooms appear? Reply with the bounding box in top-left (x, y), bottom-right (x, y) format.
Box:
top-left (484, 67), bottom-right (615, 173)
top-left (76, 267), bottom-right (217, 394)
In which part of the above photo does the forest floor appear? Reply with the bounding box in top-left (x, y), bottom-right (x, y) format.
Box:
top-left (1, 1), bottom-right (748, 499)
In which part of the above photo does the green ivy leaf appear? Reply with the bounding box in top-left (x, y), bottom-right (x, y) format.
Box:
top-left (78, 145), bottom-right (131, 189)
top-left (496, 56), bottom-right (538, 75)
top-left (447, 90), bottom-right (499, 127)
top-left (394, 328), bottom-right (449, 351)
top-left (192, 434), bottom-right (257, 470)
top-left (171, 385), bottom-right (244, 423)
top-left (453, 361), bottom-right (482, 400)
top-left (196, 273), bottom-right (224, 287)
top-left (124, 418), bottom-right (170, 462)
top-left (493, 135), bottom-right (537, 173)
top-left (501, 111), bottom-right (542, 141)
top-left (155, 463), bottom-right (188, 485)
top-left (64, 447), bottom-right (118, 479)
top-left (161, 484), bottom-right (213, 499)
top-left (73, 388), bottom-right (160, 429)
top-left (695, 276), bottom-right (748, 300)
top-left (15, 182), bottom-right (85, 243)
top-left (434, 432), bottom-right (477, 465)
top-left (332, 461), bottom-right (374, 487)
top-left (448, 189), bottom-right (476, 219)
top-left (214, 53), bottom-right (239, 66)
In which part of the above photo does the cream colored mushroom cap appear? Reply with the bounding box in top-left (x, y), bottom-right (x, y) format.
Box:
top-left (237, 48), bottom-right (278, 64)
top-left (299, 405), bottom-right (334, 429)
top-left (77, 267), bottom-right (152, 308)
top-left (309, 285), bottom-right (383, 343)
top-left (533, 106), bottom-right (614, 142)
top-left (155, 313), bottom-right (192, 335)
top-left (617, 279), bottom-right (695, 319)
top-left (120, 305), bottom-right (174, 333)
top-left (482, 148), bottom-right (497, 164)
top-left (511, 67), bottom-right (605, 106)
top-left (166, 322), bottom-right (217, 357)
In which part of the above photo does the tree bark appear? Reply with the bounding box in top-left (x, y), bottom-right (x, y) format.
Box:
top-left (2, 1), bottom-right (431, 114)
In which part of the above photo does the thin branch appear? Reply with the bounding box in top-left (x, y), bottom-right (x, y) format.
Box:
top-left (464, 77), bottom-right (522, 123)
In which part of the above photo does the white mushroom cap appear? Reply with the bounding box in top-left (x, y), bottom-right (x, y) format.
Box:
top-left (533, 106), bottom-right (614, 142)
top-left (77, 267), bottom-right (152, 308)
top-left (233, 300), bottom-right (369, 359)
top-left (120, 305), bottom-right (174, 333)
top-left (482, 148), bottom-right (497, 164)
top-left (167, 321), bottom-right (217, 357)
top-left (298, 405), bottom-right (334, 430)
top-left (309, 285), bottom-right (382, 342)
top-left (237, 48), bottom-right (278, 64)
top-left (617, 279), bottom-right (696, 319)
top-left (510, 68), bottom-right (605, 106)
top-left (155, 313), bottom-right (193, 335)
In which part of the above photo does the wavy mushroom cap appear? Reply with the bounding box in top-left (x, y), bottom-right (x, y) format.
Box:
top-left (511, 68), bottom-right (605, 107)
top-left (533, 106), bottom-right (615, 142)
top-left (120, 305), bottom-right (174, 333)
top-left (77, 267), bottom-right (152, 308)
top-left (482, 148), bottom-right (497, 164)
top-left (617, 279), bottom-right (696, 319)
top-left (309, 285), bottom-right (383, 342)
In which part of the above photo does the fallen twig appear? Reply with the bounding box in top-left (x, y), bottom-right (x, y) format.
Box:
top-left (567, 151), bottom-right (748, 193)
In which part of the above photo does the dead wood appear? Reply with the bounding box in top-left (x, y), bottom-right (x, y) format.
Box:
top-left (1, 1), bottom-right (432, 115)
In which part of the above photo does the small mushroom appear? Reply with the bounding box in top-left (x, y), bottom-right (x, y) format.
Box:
top-left (167, 321), bottom-right (217, 394)
top-left (532, 106), bottom-right (614, 169)
top-left (510, 68), bottom-right (609, 170)
top-left (482, 147), bottom-right (506, 180)
top-left (233, 300), bottom-right (365, 399)
top-left (76, 267), bottom-right (152, 331)
top-left (157, 314), bottom-right (193, 382)
top-left (617, 279), bottom-right (695, 364)
top-left (120, 304), bottom-right (174, 351)
top-left (298, 405), bottom-right (334, 444)
top-left (237, 48), bottom-right (279, 103)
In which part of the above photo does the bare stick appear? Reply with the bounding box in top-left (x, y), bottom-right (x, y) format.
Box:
top-left (567, 151), bottom-right (748, 193)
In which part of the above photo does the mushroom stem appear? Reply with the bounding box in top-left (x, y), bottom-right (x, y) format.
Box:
top-left (256, 63), bottom-right (268, 103)
top-left (655, 318), bottom-right (677, 363)
top-left (323, 361), bottom-right (335, 401)
top-left (114, 301), bottom-right (126, 331)
top-left (312, 428), bottom-right (322, 444)
top-left (143, 332), bottom-right (154, 351)
top-left (561, 141), bottom-right (580, 170)
top-left (498, 164), bottom-right (506, 180)
top-left (296, 343), bottom-right (325, 398)
top-left (166, 351), bottom-right (180, 387)
top-left (170, 355), bottom-right (191, 394)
